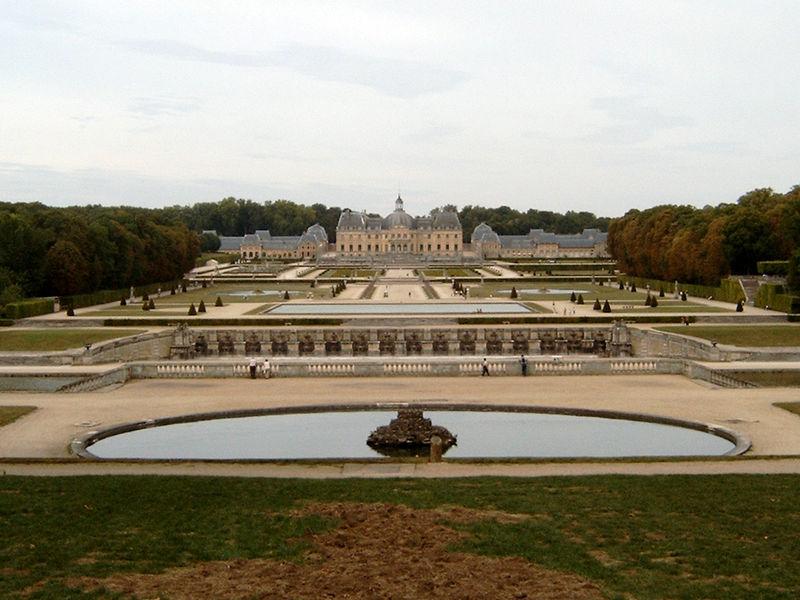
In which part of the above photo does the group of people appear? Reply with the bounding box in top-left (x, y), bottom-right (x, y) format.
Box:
top-left (248, 357), bottom-right (271, 379)
top-left (480, 355), bottom-right (528, 376)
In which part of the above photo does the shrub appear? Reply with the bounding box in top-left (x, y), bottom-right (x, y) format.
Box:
top-left (736, 300), bottom-right (743, 312)
top-left (602, 300), bottom-right (611, 313)
top-left (659, 287), bottom-right (665, 297)
top-left (215, 296), bottom-right (223, 307)
top-left (644, 294), bottom-right (652, 306)
top-left (2, 298), bottom-right (55, 319)
top-left (650, 296), bottom-right (658, 308)
top-left (181, 283), bottom-right (188, 293)
top-left (188, 303), bottom-right (197, 315)
top-left (757, 260), bottom-right (789, 276)
top-left (577, 294), bottom-right (584, 305)
top-left (681, 291), bottom-right (688, 301)
top-left (142, 293), bottom-right (149, 302)
top-left (120, 297), bottom-right (127, 306)
top-left (66, 305), bottom-right (75, 316)
top-left (142, 302), bottom-right (149, 311)
top-left (148, 298), bottom-right (155, 310)
top-left (630, 283), bottom-right (637, 293)
top-left (755, 283), bottom-right (800, 313)
top-left (598, 280), bottom-right (604, 286)
top-left (569, 291), bottom-right (576, 302)
top-left (618, 281), bottom-right (624, 290)
top-left (510, 286), bottom-right (518, 299)
top-left (198, 300), bottom-right (206, 313)
top-left (283, 290), bottom-right (290, 300)
top-left (593, 298), bottom-right (601, 311)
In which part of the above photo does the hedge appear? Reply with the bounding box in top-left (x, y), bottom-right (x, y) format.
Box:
top-left (2, 298), bottom-right (55, 319)
top-left (756, 261), bottom-right (789, 276)
top-left (622, 276), bottom-right (745, 304)
top-left (60, 279), bottom-right (186, 310)
top-left (514, 263), bottom-right (616, 273)
top-left (755, 283), bottom-right (800, 314)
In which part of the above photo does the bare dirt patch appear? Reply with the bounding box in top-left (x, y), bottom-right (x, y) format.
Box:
top-left (71, 502), bottom-right (603, 599)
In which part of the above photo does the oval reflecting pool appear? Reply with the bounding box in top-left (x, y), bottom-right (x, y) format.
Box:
top-left (84, 408), bottom-right (739, 460)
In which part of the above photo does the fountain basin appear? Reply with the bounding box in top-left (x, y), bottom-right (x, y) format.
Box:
top-left (74, 404), bottom-right (747, 461)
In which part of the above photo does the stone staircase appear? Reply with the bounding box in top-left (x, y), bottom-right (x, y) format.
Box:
top-left (738, 277), bottom-right (760, 306)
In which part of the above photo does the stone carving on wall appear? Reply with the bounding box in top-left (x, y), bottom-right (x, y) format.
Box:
top-left (511, 330), bottom-right (529, 353)
top-left (298, 333), bottom-right (315, 356)
top-left (539, 330), bottom-right (556, 353)
top-left (351, 332), bottom-right (369, 356)
top-left (485, 330), bottom-right (503, 354)
top-left (244, 332), bottom-right (262, 354)
top-left (565, 330), bottom-right (583, 353)
top-left (217, 333), bottom-right (235, 355)
top-left (378, 330), bottom-right (397, 355)
top-left (432, 332), bottom-right (449, 355)
top-left (193, 334), bottom-right (208, 356)
top-left (324, 331), bottom-right (342, 355)
top-left (458, 330), bottom-right (476, 355)
top-left (404, 330), bottom-right (423, 355)
top-left (271, 332), bottom-right (289, 356)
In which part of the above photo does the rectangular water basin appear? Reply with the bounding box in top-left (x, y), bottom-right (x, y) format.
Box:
top-left (264, 302), bottom-right (533, 315)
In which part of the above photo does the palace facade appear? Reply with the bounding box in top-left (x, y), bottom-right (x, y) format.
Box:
top-left (336, 196), bottom-right (462, 258)
top-left (216, 224), bottom-right (328, 260)
top-left (471, 223), bottom-right (608, 258)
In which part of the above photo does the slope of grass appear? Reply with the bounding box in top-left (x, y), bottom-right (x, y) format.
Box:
top-left (656, 325), bottom-right (800, 347)
top-left (0, 329), bottom-right (146, 351)
top-left (0, 475), bottom-right (799, 599)
top-left (0, 406), bottom-right (36, 427)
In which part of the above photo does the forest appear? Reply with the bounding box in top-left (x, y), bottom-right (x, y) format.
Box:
top-left (0, 203), bottom-right (198, 301)
top-left (167, 197), bottom-right (610, 243)
top-left (607, 185), bottom-right (800, 285)
top-left (0, 198), bottom-right (608, 300)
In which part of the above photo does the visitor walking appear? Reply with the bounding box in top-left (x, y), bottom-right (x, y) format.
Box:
top-left (248, 357), bottom-right (257, 379)
top-left (262, 357), bottom-right (271, 379)
top-left (519, 355), bottom-right (528, 376)
top-left (481, 357), bottom-right (490, 376)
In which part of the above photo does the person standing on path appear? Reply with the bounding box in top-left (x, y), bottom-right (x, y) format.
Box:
top-left (481, 357), bottom-right (490, 376)
top-left (262, 357), bottom-right (271, 379)
top-left (249, 357), bottom-right (257, 379)
top-left (519, 355), bottom-right (528, 376)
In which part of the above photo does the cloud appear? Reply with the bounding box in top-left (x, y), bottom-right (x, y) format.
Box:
top-left (584, 96), bottom-right (694, 144)
top-left (127, 96), bottom-right (201, 117)
top-left (120, 38), bottom-right (468, 98)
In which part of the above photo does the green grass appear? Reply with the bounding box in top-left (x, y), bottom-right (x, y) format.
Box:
top-left (656, 326), bottom-right (800, 347)
top-left (0, 329), bottom-right (146, 351)
top-left (421, 268), bottom-right (479, 278)
top-left (738, 373), bottom-right (800, 387)
top-left (0, 406), bottom-right (36, 427)
top-left (775, 402), bottom-right (800, 415)
top-left (1, 475), bottom-right (799, 598)
top-left (321, 268), bottom-right (377, 278)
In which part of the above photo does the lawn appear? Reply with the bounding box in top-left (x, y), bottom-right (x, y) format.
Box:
top-left (655, 326), bottom-right (800, 347)
top-left (0, 475), bottom-right (798, 598)
top-left (321, 269), bottom-right (377, 278)
top-left (0, 329), bottom-right (146, 351)
top-left (776, 401), bottom-right (800, 414)
top-left (0, 406), bottom-right (36, 427)
top-left (420, 268), bottom-right (479, 278)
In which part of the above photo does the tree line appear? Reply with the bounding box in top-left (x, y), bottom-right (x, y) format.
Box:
top-left (0, 197), bottom-right (611, 302)
top-left (168, 197), bottom-right (610, 243)
top-left (0, 203), bottom-right (198, 300)
top-left (607, 185), bottom-right (800, 285)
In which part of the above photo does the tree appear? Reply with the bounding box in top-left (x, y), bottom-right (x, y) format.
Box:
top-left (200, 231), bottom-right (221, 252)
top-left (43, 240), bottom-right (90, 296)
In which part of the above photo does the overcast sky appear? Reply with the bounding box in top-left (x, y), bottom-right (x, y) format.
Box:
top-left (1, 1), bottom-right (799, 217)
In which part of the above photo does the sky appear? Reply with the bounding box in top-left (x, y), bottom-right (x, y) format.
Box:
top-left (1, 1), bottom-right (799, 218)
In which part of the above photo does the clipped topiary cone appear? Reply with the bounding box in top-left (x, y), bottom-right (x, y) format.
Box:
top-left (602, 300), bottom-right (611, 313)
top-left (659, 287), bottom-right (665, 297)
top-left (142, 301), bottom-right (149, 311)
top-left (593, 298), bottom-right (601, 311)
top-left (650, 296), bottom-right (659, 308)
top-left (618, 281), bottom-right (624, 290)
top-left (577, 294), bottom-right (584, 305)
top-left (188, 303), bottom-right (197, 315)
top-left (148, 298), bottom-right (155, 310)
top-left (645, 294), bottom-right (652, 306)
top-left (215, 296), bottom-right (223, 307)
top-left (283, 290), bottom-right (290, 300)
top-left (510, 286), bottom-right (518, 299)
top-left (570, 291), bottom-right (576, 303)
top-left (198, 300), bottom-right (207, 313)
top-left (66, 306), bottom-right (75, 316)
top-left (120, 297), bottom-right (127, 306)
